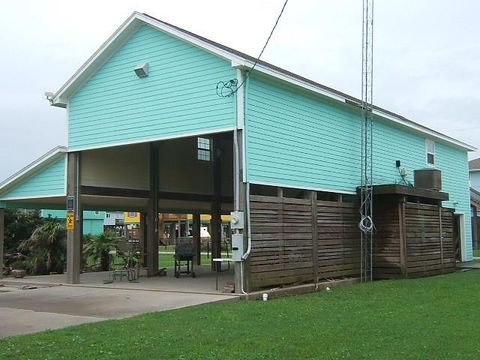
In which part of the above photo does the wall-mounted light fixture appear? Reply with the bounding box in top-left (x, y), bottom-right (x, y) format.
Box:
top-left (134, 63), bottom-right (149, 78)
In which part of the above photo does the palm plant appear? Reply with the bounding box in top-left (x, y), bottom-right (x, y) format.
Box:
top-left (83, 230), bottom-right (121, 271)
top-left (18, 218), bottom-right (66, 274)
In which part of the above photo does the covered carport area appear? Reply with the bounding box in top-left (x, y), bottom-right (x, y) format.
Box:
top-left (0, 130), bottom-right (243, 292)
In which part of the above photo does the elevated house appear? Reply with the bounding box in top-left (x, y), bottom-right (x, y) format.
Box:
top-left (469, 159), bottom-right (480, 250)
top-left (0, 12), bottom-right (475, 292)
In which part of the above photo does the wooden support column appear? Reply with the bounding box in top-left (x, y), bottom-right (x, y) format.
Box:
top-left (211, 136), bottom-right (222, 271)
top-left (311, 191), bottom-right (318, 283)
top-left (211, 203), bottom-right (222, 271)
top-left (147, 143), bottom-right (159, 276)
top-left (233, 120), bottom-right (246, 293)
top-left (177, 219), bottom-right (182, 238)
top-left (159, 213), bottom-right (165, 247)
top-left (0, 208), bottom-right (4, 280)
top-left (193, 213), bottom-right (201, 266)
top-left (238, 182), bottom-right (248, 292)
top-left (66, 152), bottom-right (82, 284)
top-left (139, 212), bottom-right (147, 267)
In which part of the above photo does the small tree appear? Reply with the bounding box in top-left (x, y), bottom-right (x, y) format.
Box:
top-left (5, 209), bottom-right (44, 254)
top-left (83, 230), bottom-right (120, 271)
top-left (18, 218), bottom-right (66, 274)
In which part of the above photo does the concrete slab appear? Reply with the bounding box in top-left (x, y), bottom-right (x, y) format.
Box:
top-left (0, 307), bottom-right (104, 338)
top-left (457, 261), bottom-right (480, 269)
top-left (0, 285), bottom-right (237, 337)
top-left (3, 264), bottom-right (235, 295)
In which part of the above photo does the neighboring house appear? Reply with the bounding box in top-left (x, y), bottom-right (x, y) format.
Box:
top-left (0, 12), bottom-right (475, 291)
top-left (103, 211), bottom-right (125, 227)
top-left (470, 158), bottom-right (480, 191)
top-left (469, 159), bottom-right (480, 250)
top-left (42, 209), bottom-right (105, 235)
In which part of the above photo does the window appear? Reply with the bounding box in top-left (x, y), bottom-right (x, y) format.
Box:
top-left (197, 137), bottom-right (211, 161)
top-left (426, 139), bottom-right (435, 165)
top-left (106, 213), bottom-right (111, 218)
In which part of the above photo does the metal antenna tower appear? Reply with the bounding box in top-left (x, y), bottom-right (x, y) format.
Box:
top-left (360, 0), bottom-right (374, 282)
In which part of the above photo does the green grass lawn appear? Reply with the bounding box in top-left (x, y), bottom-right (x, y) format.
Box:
top-left (158, 253), bottom-right (211, 268)
top-left (2, 271), bottom-right (480, 359)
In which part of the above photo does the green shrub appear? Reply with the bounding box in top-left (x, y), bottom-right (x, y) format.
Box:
top-left (10, 260), bottom-right (31, 271)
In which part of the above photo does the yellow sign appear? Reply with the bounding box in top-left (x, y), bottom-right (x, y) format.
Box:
top-left (66, 211), bottom-right (75, 230)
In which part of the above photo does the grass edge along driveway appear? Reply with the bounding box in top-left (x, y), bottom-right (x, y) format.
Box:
top-left (1, 270), bottom-right (480, 360)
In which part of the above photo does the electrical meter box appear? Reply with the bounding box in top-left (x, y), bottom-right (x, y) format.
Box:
top-left (230, 211), bottom-right (244, 230)
top-left (232, 233), bottom-right (244, 261)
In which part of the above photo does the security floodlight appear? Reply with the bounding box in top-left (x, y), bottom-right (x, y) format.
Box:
top-left (44, 92), bottom-right (54, 100)
top-left (134, 63), bottom-right (149, 78)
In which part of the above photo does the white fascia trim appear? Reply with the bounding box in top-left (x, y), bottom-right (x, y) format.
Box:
top-left (371, 109), bottom-right (476, 151)
top-left (68, 127), bottom-right (236, 152)
top-left (0, 194), bottom-right (67, 202)
top-left (52, 12), bottom-right (246, 106)
top-left (236, 68), bottom-right (245, 130)
top-left (138, 14), bottom-right (245, 63)
top-left (64, 101), bottom-right (69, 194)
top-left (249, 180), bottom-right (357, 195)
top-left (52, 12), bottom-right (141, 105)
top-left (236, 68), bottom-right (247, 183)
top-left (0, 147), bottom-right (68, 193)
top-left (232, 61), bottom-right (347, 103)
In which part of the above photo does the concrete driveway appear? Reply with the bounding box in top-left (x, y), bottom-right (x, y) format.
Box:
top-left (0, 285), bottom-right (236, 337)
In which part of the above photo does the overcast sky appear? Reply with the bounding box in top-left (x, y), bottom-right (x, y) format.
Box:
top-left (0, 0), bottom-right (479, 182)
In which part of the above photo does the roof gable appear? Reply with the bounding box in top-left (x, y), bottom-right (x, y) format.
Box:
top-left (469, 158), bottom-right (480, 171)
top-left (0, 146), bottom-right (67, 200)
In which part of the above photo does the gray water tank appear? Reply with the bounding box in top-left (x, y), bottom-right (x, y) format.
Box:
top-left (413, 168), bottom-right (442, 191)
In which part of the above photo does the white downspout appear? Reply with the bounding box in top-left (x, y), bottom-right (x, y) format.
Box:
top-left (242, 181), bottom-right (252, 261)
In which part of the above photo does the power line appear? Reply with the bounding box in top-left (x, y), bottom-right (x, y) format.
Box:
top-left (216, 0), bottom-right (289, 98)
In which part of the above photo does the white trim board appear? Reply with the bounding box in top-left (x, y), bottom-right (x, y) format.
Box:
top-left (249, 180), bottom-right (357, 195)
top-left (49, 12), bottom-right (476, 152)
top-left (0, 194), bottom-right (67, 202)
top-left (68, 127), bottom-right (236, 152)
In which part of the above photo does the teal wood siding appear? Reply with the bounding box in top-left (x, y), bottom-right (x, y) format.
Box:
top-left (68, 25), bottom-right (236, 150)
top-left (82, 220), bottom-right (104, 236)
top-left (42, 210), bottom-right (105, 235)
top-left (0, 156), bottom-right (66, 200)
top-left (245, 75), bottom-right (361, 193)
top-left (245, 75), bottom-right (472, 260)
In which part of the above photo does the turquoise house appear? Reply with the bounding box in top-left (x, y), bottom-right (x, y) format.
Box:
top-left (0, 12), bottom-right (475, 291)
top-left (41, 209), bottom-right (105, 235)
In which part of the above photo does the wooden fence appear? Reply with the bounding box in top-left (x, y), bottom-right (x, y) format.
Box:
top-left (248, 194), bottom-right (456, 290)
top-left (373, 199), bottom-right (456, 279)
top-left (247, 195), bottom-right (360, 290)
